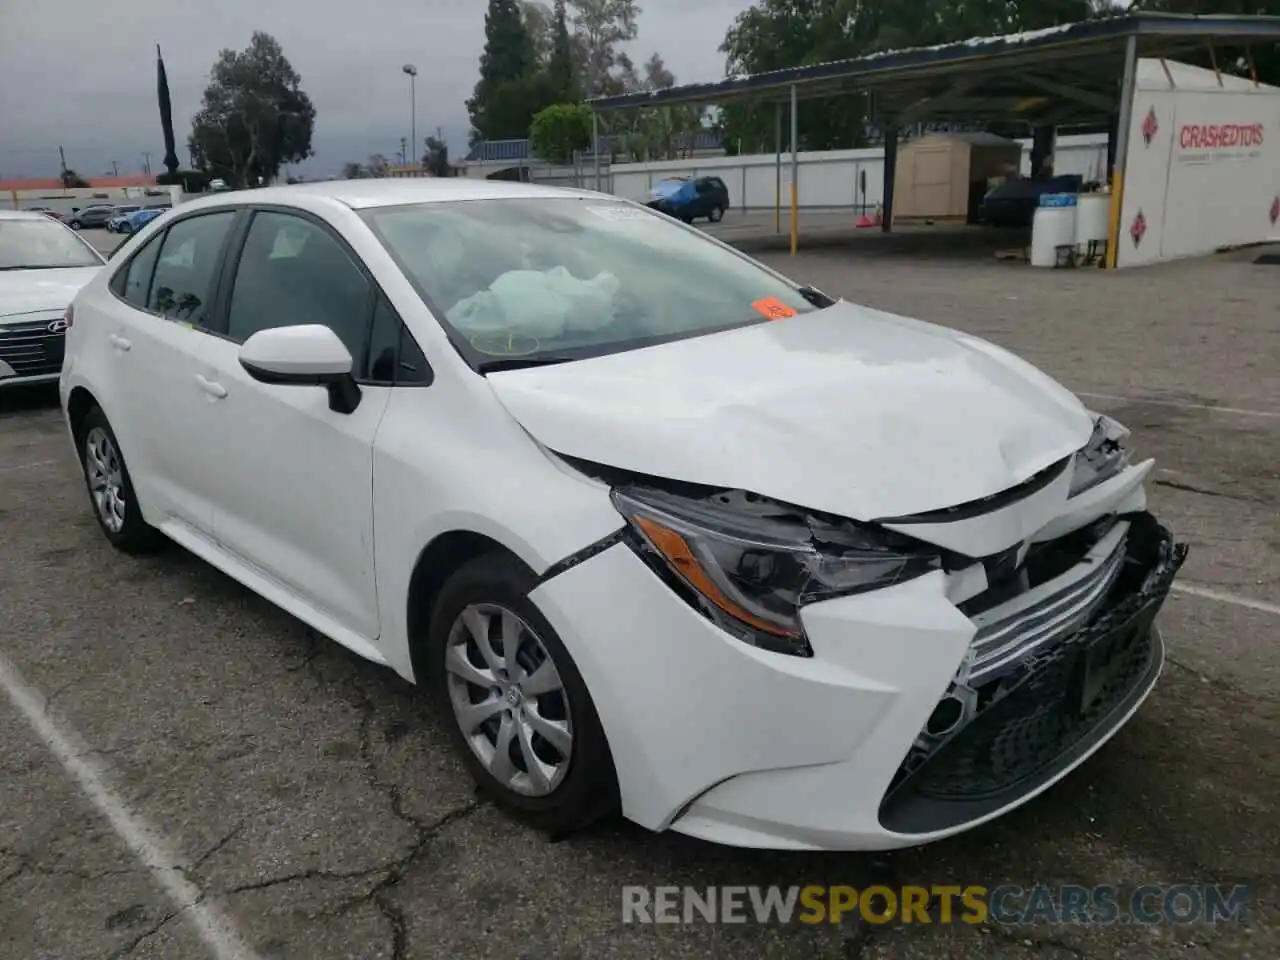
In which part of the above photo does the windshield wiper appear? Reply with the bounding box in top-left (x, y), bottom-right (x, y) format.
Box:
top-left (0, 264), bottom-right (92, 271)
top-left (475, 355), bottom-right (580, 374)
top-left (797, 284), bottom-right (837, 308)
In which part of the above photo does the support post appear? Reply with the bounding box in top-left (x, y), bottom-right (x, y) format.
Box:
top-left (882, 123), bottom-right (898, 233)
top-left (1106, 34), bottom-right (1138, 269)
top-left (789, 83), bottom-right (798, 256)
top-left (774, 101), bottom-right (782, 234)
top-left (1030, 125), bottom-right (1055, 177)
top-left (592, 111), bottom-right (601, 191)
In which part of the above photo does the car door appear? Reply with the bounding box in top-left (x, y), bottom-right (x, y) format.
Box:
top-left (98, 210), bottom-right (240, 537)
top-left (194, 208), bottom-right (391, 640)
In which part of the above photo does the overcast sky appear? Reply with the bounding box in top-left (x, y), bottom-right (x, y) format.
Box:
top-left (0, 0), bottom-right (755, 180)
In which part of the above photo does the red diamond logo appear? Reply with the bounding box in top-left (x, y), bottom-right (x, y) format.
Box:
top-left (1141, 106), bottom-right (1159, 146)
top-left (1130, 210), bottom-right (1147, 247)
top-left (1270, 196), bottom-right (1279, 226)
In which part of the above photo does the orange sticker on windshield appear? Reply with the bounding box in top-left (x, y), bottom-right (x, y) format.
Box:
top-left (752, 297), bottom-right (797, 321)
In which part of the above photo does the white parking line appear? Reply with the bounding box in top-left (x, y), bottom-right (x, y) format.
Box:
top-left (1172, 582), bottom-right (1280, 617)
top-left (0, 650), bottom-right (260, 960)
top-left (1077, 392), bottom-right (1280, 420)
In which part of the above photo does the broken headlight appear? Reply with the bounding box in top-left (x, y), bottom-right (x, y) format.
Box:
top-left (1068, 413), bottom-right (1131, 498)
top-left (612, 486), bottom-right (942, 657)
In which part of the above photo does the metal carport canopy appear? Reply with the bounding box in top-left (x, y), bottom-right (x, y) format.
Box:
top-left (585, 12), bottom-right (1280, 260)
top-left (586, 13), bottom-right (1280, 117)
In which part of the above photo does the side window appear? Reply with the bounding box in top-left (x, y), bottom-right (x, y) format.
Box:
top-left (226, 212), bottom-right (372, 362)
top-left (114, 233), bottom-right (163, 308)
top-left (147, 212), bottom-right (236, 327)
top-left (367, 296), bottom-right (431, 385)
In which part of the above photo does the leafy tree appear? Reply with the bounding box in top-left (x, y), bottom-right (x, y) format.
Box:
top-left (468, 0), bottom-right (540, 140)
top-left (642, 52), bottom-right (674, 91)
top-left (341, 162), bottom-right (365, 179)
top-left (188, 32), bottom-right (315, 188)
top-left (523, 1), bottom-right (554, 62)
top-left (366, 154), bottom-right (390, 178)
top-left (548, 0), bottom-right (579, 100)
top-left (530, 102), bottom-right (594, 161)
top-left (571, 0), bottom-right (641, 96)
top-left (424, 132), bottom-right (452, 176)
top-left (60, 169), bottom-right (91, 188)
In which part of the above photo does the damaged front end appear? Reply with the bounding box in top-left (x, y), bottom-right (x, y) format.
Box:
top-left (879, 510), bottom-right (1188, 834)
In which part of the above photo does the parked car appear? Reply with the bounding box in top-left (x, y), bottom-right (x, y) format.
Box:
top-left (60, 180), bottom-right (1186, 850)
top-left (65, 205), bottom-right (119, 230)
top-left (645, 175), bottom-right (730, 223)
top-left (105, 206), bottom-right (143, 233)
top-left (978, 174), bottom-right (1085, 228)
top-left (0, 210), bottom-right (106, 388)
top-left (117, 206), bottom-right (170, 235)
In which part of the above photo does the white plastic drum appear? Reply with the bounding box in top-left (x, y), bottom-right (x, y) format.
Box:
top-left (1074, 192), bottom-right (1111, 247)
top-left (1030, 205), bottom-right (1077, 267)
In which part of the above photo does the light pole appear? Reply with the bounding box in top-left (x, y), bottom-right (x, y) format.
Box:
top-left (402, 64), bottom-right (418, 168)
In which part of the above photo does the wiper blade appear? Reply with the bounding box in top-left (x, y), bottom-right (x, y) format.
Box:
top-left (475, 355), bottom-right (579, 374)
top-left (797, 284), bottom-right (837, 308)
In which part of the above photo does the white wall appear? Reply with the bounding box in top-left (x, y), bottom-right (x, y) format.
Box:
top-left (605, 134), bottom-right (1110, 211)
top-left (1118, 83), bottom-right (1280, 267)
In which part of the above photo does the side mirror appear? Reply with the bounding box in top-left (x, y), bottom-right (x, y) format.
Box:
top-left (239, 324), bottom-right (362, 414)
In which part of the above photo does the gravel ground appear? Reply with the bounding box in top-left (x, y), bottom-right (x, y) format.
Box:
top-left (2, 224), bottom-right (1276, 959)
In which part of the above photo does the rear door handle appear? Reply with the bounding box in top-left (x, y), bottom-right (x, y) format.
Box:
top-left (108, 333), bottom-right (132, 352)
top-left (195, 374), bottom-right (228, 399)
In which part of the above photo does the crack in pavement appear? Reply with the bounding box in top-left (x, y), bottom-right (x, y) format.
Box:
top-left (1152, 478), bottom-right (1273, 505)
top-left (105, 903), bottom-right (191, 960)
top-left (184, 820), bottom-right (248, 877)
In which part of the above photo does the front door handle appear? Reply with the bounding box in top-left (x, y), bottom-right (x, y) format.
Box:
top-left (195, 374), bottom-right (228, 399)
top-left (108, 333), bottom-right (132, 352)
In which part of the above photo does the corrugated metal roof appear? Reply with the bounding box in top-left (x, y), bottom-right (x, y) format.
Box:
top-left (587, 13), bottom-right (1280, 112)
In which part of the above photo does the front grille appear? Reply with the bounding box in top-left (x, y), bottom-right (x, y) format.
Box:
top-left (0, 316), bottom-right (65, 378)
top-left (879, 513), bottom-right (1188, 836)
top-left (963, 521), bottom-right (1129, 684)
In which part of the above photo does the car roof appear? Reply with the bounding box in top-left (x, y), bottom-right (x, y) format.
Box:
top-left (0, 209), bottom-right (60, 221)
top-left (172, 177), bottom-right (613, 214)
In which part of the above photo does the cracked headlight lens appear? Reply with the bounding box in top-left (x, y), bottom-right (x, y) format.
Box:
top-left (612, 486), bottom-right (941, 657)
top-left (1069, 413), bottom-right (1131, 498)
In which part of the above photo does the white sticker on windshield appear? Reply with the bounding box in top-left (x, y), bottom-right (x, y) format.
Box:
top-left (585, 205), bottom-right (651, 221)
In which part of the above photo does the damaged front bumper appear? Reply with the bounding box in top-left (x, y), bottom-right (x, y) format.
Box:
top-left (530, 461), bottom-right (1186, 850)
top-left (879, 512), bottom-right (1187, 835)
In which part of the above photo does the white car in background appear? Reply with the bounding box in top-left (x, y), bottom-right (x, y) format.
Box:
top-left (59, 180), bottom-right (1186, 851)
top-left (0, 210), bottom-right (106, 387)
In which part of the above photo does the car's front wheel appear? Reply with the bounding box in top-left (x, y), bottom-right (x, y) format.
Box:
top-left (708, 205), bottom-right (724, 223)
top-left (78, 407), bottom-right (164, 554)
top-left (69, 220), bottom-right (82, 230)
top-left (429, 553), bottom-right (618, 835)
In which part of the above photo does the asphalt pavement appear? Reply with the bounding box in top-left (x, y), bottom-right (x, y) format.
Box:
top-left (2, 225), bottom-right (1277, 959)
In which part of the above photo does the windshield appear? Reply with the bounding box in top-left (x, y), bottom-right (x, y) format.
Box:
top-left (0, 218), bottom-right (103, 270)
top-left (362, 197), bottom-right (818, 367)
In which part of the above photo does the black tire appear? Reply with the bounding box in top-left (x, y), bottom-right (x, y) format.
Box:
top-left (69, 220), bottom-right (82, 230)
top-left (78, 406), bottom-right (165, 555)
top-left (709, 206), bottom-right (724, 223)
top-left (429, 553), bottom-right (618, 835)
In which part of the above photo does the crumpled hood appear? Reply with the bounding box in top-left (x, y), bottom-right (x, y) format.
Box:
top-left (0, 267), bottom-right (101, 319)
top-left (486, 300), bottom-right (1094, 520)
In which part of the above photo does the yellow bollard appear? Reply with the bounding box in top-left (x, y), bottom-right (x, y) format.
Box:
top-left (1105, 170), bottom-right (1124, 269)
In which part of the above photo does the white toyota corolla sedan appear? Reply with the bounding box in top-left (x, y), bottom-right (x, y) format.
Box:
top-left (60, 180), bottom-right (1186, 851)
top-left (1, 209), bottom-right (105, 388)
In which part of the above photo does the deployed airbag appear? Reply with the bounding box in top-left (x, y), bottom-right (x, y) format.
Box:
top-left (447, 266), bottom-right (620, 338)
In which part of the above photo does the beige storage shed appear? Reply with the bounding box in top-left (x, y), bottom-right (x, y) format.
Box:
top-left (892, 132), bottom-right (1024, 223)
